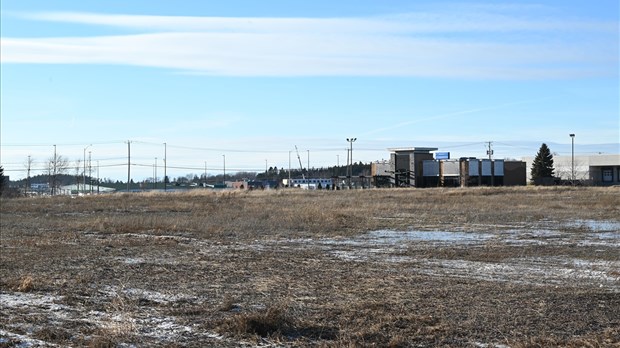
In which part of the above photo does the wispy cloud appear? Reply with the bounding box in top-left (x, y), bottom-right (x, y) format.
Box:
top-left (2, 6), bottom-right (618, 79)
top-left (358, 97), bottom-right (555, 136)
top-left (22, 8), bottom-right (617, 34)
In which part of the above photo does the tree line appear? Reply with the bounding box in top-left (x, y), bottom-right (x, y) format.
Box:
top-left (0, 143), bottom-right (566, 196)
top-left (4, 157), bottom-right (372, 193)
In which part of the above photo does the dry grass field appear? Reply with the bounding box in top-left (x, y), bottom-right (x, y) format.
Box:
top-left (1, 186), bottom-right (619, 347)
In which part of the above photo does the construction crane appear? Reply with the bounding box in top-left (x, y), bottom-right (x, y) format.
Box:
top-left (295, 145), bottom-right (305, 180)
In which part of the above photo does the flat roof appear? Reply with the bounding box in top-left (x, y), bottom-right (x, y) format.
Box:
top-left (387, 147), bottom-right (438, 153)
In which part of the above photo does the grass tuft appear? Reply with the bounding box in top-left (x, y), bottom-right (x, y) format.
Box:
top-left (16, 275), bottom-right (34, 292)
top-left (218, 304), bottom-right (294, 338)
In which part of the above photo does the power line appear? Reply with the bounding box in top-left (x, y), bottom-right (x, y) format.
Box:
top-left (1, 140), bottom-right (126, 147)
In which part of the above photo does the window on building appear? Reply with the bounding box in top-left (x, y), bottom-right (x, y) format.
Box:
top-left (602, 168), bottom-right (613, 182)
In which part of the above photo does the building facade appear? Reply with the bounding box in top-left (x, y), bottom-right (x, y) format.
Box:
top-left (371, 148), bottom-right (527, 188)
top-left (523, 154), bottom-right (620, 185)
top-left (388, 147), bottom-right (438, 187)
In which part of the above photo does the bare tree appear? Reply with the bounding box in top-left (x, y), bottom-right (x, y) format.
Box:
top-left (24, 156), bottom-right (35, 196)
top-left (555, 159), bottom-right (589, 184)
top-left (74, 159), bottom-right (82, 192)
top-left (48, 153), bottom-right (69, 195)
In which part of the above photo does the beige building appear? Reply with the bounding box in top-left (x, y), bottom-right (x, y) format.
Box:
top-left (522, 154), bottom-right (620, 185)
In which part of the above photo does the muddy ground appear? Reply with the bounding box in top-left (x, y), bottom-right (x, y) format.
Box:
top-left (1, 187), bottom-right (619, 347)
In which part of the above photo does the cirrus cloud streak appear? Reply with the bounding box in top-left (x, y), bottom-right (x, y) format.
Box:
top-left (2, 9), bottom-right (618, 79)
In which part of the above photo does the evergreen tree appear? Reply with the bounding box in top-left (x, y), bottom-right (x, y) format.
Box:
top-left (0, 165), bottom-right (5, 196)
top-left (531, 143), bottom-right (555, 182)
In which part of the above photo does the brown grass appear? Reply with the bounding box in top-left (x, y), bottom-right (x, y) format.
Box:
top-left (1, 187), bottom-right (619, 347)
top-left (15, 276), bottom-right (34, 292)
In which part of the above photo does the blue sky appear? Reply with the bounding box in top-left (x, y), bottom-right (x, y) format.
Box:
top-left (1, 0), bottom-right (618, 181)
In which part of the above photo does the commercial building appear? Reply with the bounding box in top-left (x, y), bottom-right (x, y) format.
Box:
top-left (423, 158), bottom-right (526, 187)
top-left (522, 154), bottom-right (620, 185)
top-left (388, 147), bottom-right (438, 187)
top-left (371, 147), bottom-right (526, 188)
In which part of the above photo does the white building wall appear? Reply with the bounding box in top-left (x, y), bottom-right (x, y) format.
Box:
top-left (442, 160), bottom-right (460, 176)
top-left (522, 154), bottom-right (620, 183)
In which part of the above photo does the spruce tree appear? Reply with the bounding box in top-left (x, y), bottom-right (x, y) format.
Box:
top-left (531, 143), bottom-right (555, 182)
top-left (0, 165), bottom-right (4, 195)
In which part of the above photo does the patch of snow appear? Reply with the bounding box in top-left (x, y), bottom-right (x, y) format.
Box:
top-left (414, 258), bottom-right (620, 290)
top-left (0, 329), bottom-right (60, 347)
top-left (120, 257), bottom-right (145, 264)
top-left (0, 292), bottom-right (65, 311)
top-left (565, 220), bottom-right (620, 232)
top-left (474, 342), bottom-right (510, 348)
top-left (366, 230), bottom-right (494, 243)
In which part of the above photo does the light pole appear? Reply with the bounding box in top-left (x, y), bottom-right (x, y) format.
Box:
top-left (570, 133), bottom-right (575, 184)
top-left (126, 140), bottom-right (131, 192)
top-left (346, 138), bottom-right (356, 188)
top-left (83, 144), bottom-right (91, 194)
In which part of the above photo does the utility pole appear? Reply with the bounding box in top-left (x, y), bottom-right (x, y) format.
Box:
top-left (154, 157), bottom-right (157, 190)
top-left (89, 151), bottom-right (92, 193)
top-left (83, 144), bottom-right (91, 194)
top-left (570, 134), bottom-right (575, 184)
top-left (97, 160), bottom-right (100, 194)
top-left (222, 154), bottom-right (226, 184)
top-left (346, 138), bottom-right (356, 188)
top-left (486, 141), bottom-right (493, 160)
top-left (53, 144), bottom-right (57, 196)
top-left (288, 150), bottom-right (291, 188)
top-left (27, 155), bottom-right (31, 196)
top-left (127, 140), bottom-right (131, 192)
top-left (163, 142), bottom-right (167, 192)
top-left (486, 141), bottom-right (494, 186)
top-left (204, 161), bottom-right (207, 187)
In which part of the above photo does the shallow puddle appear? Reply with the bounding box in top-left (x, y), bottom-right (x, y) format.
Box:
top-left (366, 230), bottom-right (493, 243)
top-left (565, 219), bottom-right (620, 232)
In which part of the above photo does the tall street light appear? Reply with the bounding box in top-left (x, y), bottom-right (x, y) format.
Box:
top-left (346, 138), bottom-right (357, 188)
top-left (83, 144), bottom-right (92, 194)
top-left (97, 160), bottom-right (100, 194)
top-left (570, 133), bottom-right (575, 184)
